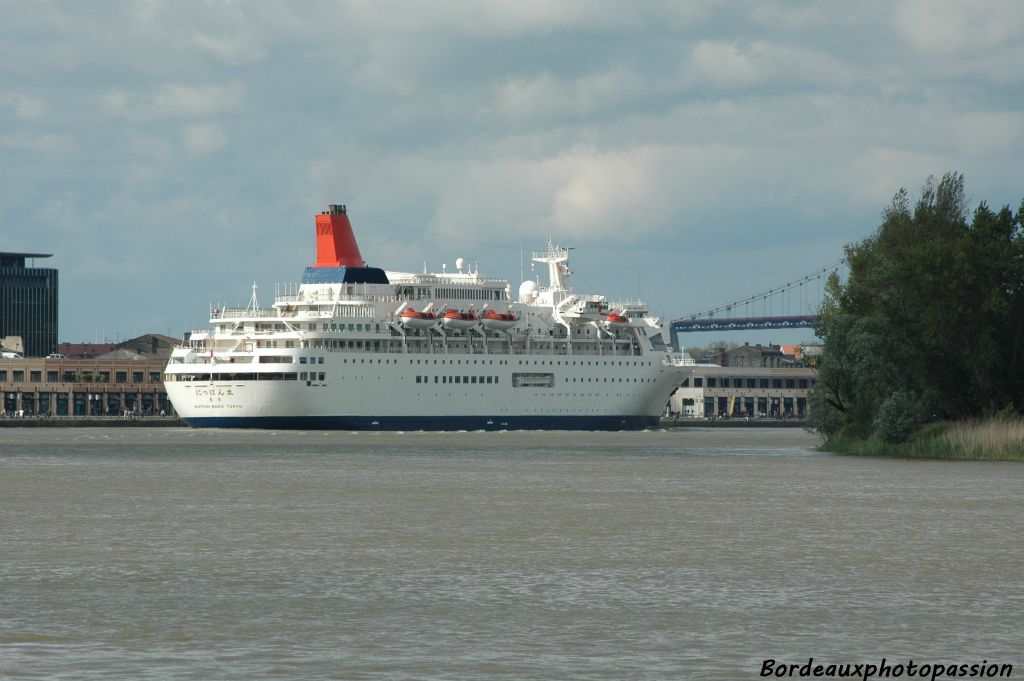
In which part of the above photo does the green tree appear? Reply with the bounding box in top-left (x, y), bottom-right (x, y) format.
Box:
top-left (810, 173), bottom-right (1024, 442)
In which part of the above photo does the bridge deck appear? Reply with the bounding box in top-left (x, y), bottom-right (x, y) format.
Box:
top-left (671, 315), bottom-right (817, 333)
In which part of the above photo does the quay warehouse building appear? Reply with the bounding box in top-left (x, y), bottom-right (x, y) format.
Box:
top-left (668, 343), bottom-right (817, 419)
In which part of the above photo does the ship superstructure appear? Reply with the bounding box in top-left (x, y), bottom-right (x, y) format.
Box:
top-left (164, 205), bottom-right (683, 429)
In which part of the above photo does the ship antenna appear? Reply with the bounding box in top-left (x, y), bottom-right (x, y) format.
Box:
top-left (247, 281), bottom-right (259, 312)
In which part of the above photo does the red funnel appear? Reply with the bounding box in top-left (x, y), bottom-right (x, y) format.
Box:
top-left (314, 204), bottom-right (365, 268)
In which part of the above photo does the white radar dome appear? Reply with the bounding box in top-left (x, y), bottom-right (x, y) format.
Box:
top-left (519, 280), bottom-right (538, 303)
top-left (455, 257), bottom-right (465, 271)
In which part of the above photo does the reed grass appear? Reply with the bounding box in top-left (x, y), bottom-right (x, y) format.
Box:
top-left (819, 418), bottom-right (1024, 461)
top-left (941, 418), bottom-right (1024, 460)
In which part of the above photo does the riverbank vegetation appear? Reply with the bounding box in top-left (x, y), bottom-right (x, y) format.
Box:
top-left (820, 418), bottom-right (1024, 461)
top-left (809, 173), bottom-right (1024, 460)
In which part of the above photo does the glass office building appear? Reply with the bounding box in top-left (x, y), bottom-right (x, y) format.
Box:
top-left (0, 252), bottom-right (58, 357)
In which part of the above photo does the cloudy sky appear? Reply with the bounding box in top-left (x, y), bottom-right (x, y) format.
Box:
top-left (2, 1), bottom-right (1022, 347)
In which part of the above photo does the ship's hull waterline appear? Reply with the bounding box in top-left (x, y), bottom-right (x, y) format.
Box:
top-left (180, 415), bottom-right (660, 431)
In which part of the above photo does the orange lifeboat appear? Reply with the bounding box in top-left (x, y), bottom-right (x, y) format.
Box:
top-left (603, 310), bottom-right (630, 329)
top-left (441, 309), bottom-right (478, 330)
top-left (480, 308), bottom-right (518, 330)
top-left (398, 304), bottom-right (439, 329)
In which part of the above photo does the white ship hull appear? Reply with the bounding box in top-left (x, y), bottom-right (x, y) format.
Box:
top-left (167, 349), bottom-right (679, 429)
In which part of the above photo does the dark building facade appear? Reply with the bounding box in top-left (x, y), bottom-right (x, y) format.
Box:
top-left (0, 252), bottom-right (58, 357)
top-left (0, 356), bottom-right (173, 416)
top-left (724, 342), bottom-right (786, 368)
top-left (0, 334), bottom-right (180, 417)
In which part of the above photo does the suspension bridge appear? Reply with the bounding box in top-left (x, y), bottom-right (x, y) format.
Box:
top-left (670, 261), bottom-right (845, 343)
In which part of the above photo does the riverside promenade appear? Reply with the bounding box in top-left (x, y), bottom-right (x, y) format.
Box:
top-left (0, 416), bottom-right (184, 428)
top-left (659, 417), bottom-right (807, 428)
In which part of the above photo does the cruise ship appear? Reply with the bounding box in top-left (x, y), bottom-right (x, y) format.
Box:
top-left (164, 205), bottom-right (684, 429)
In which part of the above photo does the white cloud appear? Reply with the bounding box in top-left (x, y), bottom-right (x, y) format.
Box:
top-left (893, 0), bottom-right (1024, 55)
top-left (0, 94), bottom-right (45, 120)
top-left (190, 32), bottom-right (267, 66)
top-left (0, 132), bottom-right (69, 153)
top-left (691, 41), bottom-right (760, 88)
top-left (749, 4), bottom-right (836, 31)
top-left (688, 40), bottom-right (853, 90)
top-left (395, 144), bottom-right (758, 245)
top-left (955, 111), bottom-right (1024, 157)
top-left (182, 123), bottom-right (228, 156)
top-left (101, 83), bottom-right (244, 120)
top-left (849, 147), bottom-right (955, 207)
top-left (494, 69), bottom-right (650, 122)
top-left (341, 0), bottom-right (650, 36)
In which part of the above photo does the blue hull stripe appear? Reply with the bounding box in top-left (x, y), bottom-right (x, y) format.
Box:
top-left (180, 415), bottom-right (659, 431)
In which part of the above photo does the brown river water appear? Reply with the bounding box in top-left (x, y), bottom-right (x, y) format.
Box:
top-left (0, 428), bottom-right (1020, 680)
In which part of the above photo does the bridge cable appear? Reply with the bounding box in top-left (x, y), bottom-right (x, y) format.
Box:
top-left (681, 259), bottom-right (846, 320)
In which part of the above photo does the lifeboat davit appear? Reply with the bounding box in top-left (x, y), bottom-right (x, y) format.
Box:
top-left (480, 308), bottom-right (518, 330)
top-left (441, 309), bottom-right (478, 330)
top-left (603, 311), bottom-right (630, 328)
top-left (398, 304), bottom-right (439, 329)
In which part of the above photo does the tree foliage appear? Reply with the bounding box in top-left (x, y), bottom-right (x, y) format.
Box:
top-left (810, 173), bottom-right (1024, 442)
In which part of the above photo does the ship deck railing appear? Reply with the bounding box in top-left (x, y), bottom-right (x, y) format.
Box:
top-left (606, 299), bottom-right (649, 310)
top-left (303, 344), bottom-right (643, 357)
top-left (274, 294), bottom-right (401, 304)
top-left (388, 274), bottom-right (509, 286)
top-left (211, 307), bottom-right (279, 319)
top-left (181, 342), bottom-right (642, 360)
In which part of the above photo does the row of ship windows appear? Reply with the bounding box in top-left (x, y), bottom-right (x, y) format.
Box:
top-left (243, 329), bottom-right (376, 349)
top-left (217, 322), bottom-right (372, 333)
top-left (245, 315), bottom-right (377, 331)
top-left (166, 373), bottom-right (309, 382)
top-left (256, 356), bottom-right (653, 367)
top-left (567, 376), bottom-right (654, 383)
top-left (410, 375), bottom-right (654, 385)
top-left (310, 323), bottom-right (374, 331)
top-left (393, 286), bottom-right (507, 300)
top-left (684, 377), bottom-right (813, 389)
top-left (407, 358), bottom-right (652, 367)
top-left (416, 375), bottom-right (500, 385)
top-left (167, 370), bottom-right (654, 386)
top-left (245, 319), bottom-right (377, 333)
top-left (259, 336), bottom-right (640, 353)
top-left (426, 288), bottom-right (505, 300)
